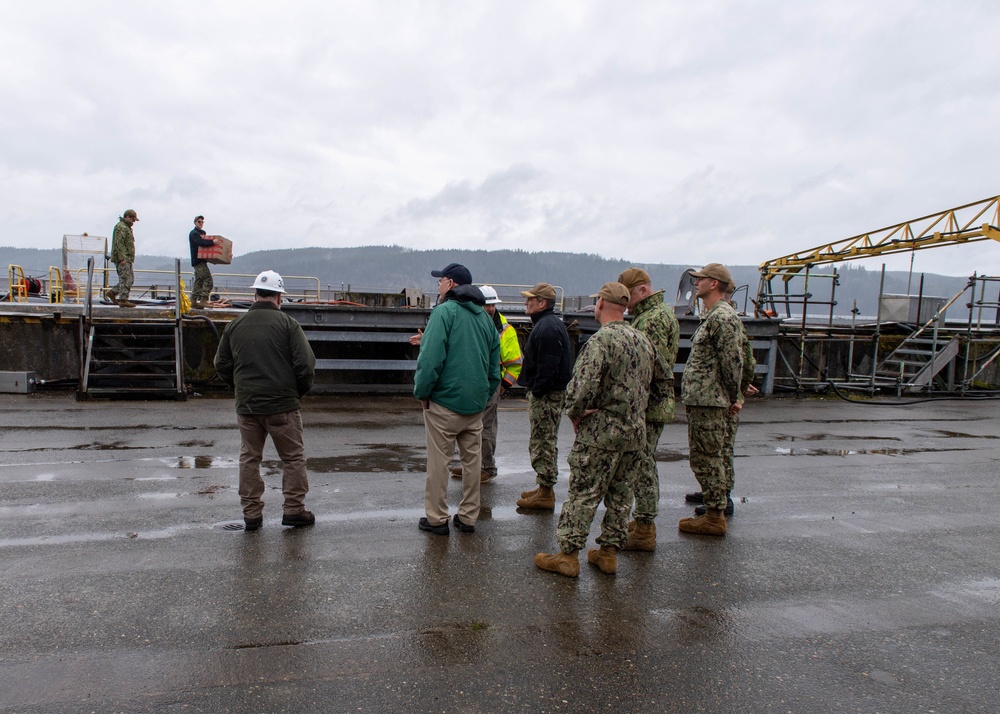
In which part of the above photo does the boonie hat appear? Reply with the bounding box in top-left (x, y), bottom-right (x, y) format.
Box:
top-left (520, 282), bottom-right (557, 301)
top-left (431, 263), bottom-right (473, 286)
top-left (617, 267), bottom-right (651, 291)
top-left (479, 285), bottom-right (502, 305)
top-left (123, 209), bottom-right (139, 221)
top-left (590, 282), bottom-right (630, 307)
top-left (689, 263), bottom-right (734, 290)
top-left (251, 270), bottom-right (286, 294)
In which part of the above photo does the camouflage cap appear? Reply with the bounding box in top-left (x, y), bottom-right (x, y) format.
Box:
top-left (690, 263), bottom-right (733, 289)
top-left (123, 209), bottom-right (139, 221)
top-left (590, 282), bottom-right (630, 307)
top-left (520, 282), bottom-right (557, 300)
top-left (617, 267), bottom-right (651, 291)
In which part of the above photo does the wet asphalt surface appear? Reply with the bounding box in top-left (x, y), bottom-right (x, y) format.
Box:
top-left (1, 391), bottom-right (998, 713)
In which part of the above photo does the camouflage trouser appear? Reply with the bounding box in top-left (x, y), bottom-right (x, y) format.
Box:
top-left (528, 390), bottom-right (565, 486)
top-left (723, 411), bottom-right (740, 491)
top-left (114, 261), bottom-right (134, 300)
top-left (557, 443), bottom-right (642, 553)
top-left (191, 263), bottom-right (214, 302)
top-left (687, 405), bottom-right (728, 511)
top-left (629, 421), bottom-right (665, 523)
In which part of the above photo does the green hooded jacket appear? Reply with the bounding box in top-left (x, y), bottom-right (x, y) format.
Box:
top-left (413, 286), bottom-right (501, 414)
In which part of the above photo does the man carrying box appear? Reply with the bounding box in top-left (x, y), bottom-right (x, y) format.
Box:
top-left (189, 215), bottom-right (219, 308)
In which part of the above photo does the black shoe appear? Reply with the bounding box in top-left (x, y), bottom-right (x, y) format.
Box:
top-left (452, 514), bottom-right (475, 534)
top-left (419, 517), bottom-right (450, 536)
top-left (685, 491), bottom-right (705, 503)
top-left (244, 516), bottom-right (263, 531)
top-left (695, 497), bottom-right (735, 516)
top-left (281, 510), bottom-right (315, 527)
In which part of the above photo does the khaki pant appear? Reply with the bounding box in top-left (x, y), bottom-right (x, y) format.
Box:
top-left (423, 401), bottom-right (483, 526)
top-left (237, 410), bottom-right (309, 518)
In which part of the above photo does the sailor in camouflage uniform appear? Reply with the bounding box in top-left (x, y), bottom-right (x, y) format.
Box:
top-left (107, 209), bottom-right (138, 308)
top-left (689, 289), bottom-right (758, 516)
top-left (679, 263), bottom-right (744, 537)
top-left (616, 268), bottom-right (680, 552)
top-left (535, 282), bottom-right (670, 577)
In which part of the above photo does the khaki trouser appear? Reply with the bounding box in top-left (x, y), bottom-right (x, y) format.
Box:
top-left (423, 401), bottom-right (483, 526)
top-left (237, 410), bottom-right (309, 518)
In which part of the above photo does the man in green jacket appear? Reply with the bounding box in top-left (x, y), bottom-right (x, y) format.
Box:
top-left (414, 263), bottom-right (500, 536)
top-left (214, 271), bottom-right (317, 531)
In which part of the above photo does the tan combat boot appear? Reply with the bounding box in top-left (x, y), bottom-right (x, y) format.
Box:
top-left (105, 289), bottom-right (118, 304)
top-left (517, 485), bottom-right (555, 511)
top-left (587, 545), bottom-right (618, 574)
top-left (118, 300), bottom-right (137, 308)
top-left (534, 550), bottom-right (579, 577)
top-left (624, 521), bottom-right (656, 551)
top-left (678, 508), bottom-right (727, 536)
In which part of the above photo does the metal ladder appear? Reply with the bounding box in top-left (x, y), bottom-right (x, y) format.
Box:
top-left (76, 257), bottom-right (187, 400)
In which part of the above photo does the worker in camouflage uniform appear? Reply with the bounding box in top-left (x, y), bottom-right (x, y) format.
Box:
top-left (107, 209), bottom-right (138, 308)
top-left (688, 287), bottom-right (758, 516)
top-left (516, 282), bottom-right (573, 512)
top-left (616, 268), bottom-right (680, 552)
top-left (679, 263), bottom-right (744, 537)
top-left (535, 282), bottom-right (670, 578)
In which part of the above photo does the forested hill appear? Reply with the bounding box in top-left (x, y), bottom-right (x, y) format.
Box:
top-left (1, 244), bottom-right (971, 316)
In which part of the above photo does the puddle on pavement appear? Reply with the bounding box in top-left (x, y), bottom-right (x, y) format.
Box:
top-left (776, 434), bottom-right (901, 442)
top-left (304, 444), bottom-right (424, 473)
top-left (775, 446), bottom-right (972, 457)
top-left (167, 456), bottom-right (237, 469)
top-left (654, 449), bottom-right (687, 462)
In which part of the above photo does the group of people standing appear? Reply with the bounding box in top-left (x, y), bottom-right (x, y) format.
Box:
top-left (410, 261), bottom-right (755, 577)
top-left (210, 260), bottom-right (755, 580)
top-left (105, 209), bottom-right (221, 308)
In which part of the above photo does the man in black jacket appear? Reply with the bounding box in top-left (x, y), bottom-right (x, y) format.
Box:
top-left (188, 215), bottom-right (219, 308)
top-left (516, 282), bottom-right (574, 511)
top-left (214, 271), bottom-right (317, 531)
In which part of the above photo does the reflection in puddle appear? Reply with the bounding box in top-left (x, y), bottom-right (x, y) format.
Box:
top-left (168, 456), bottom-right (237, 469)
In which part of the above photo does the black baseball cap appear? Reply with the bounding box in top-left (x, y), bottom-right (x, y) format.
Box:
top-left (430, 263), bottom-right (472, 285)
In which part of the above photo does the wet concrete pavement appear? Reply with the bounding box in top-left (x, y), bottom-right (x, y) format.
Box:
top-left (1, 392), bottom-right (998, 713)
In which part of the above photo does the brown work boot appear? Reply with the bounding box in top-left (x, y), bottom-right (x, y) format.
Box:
top-left (624, 521), bottom-right (656, 551)
top-left (534, 550), bottom-right (579, 577)
top-left (450, 465), bottom-right (462, 480)
top-left (678, 508), bottom-right (727, 536)
top-left (587, 545), bottom-right (618, 574)
top-left (118, 300), bottom-right (137, 308)
top-left (105, 289), bottom-right (118, 304)
top-left (480, 470), bottom-right (495, 484)
top-left (517, 485), bottom-right (555, 511)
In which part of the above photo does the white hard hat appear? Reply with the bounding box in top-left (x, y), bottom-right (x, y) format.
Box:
top-left (251, 270), bottom-right (286, 294)
top-left (480, 285), bottom-right (501, 304)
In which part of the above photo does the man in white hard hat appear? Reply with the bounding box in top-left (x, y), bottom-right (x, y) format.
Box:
top-left (215, 271), bottom-right (317, 531)
top-left (450, 286), bottom-right (523, 483)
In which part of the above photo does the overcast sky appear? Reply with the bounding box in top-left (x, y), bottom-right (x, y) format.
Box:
top-left (3, 1), bottom-right (1000, 277)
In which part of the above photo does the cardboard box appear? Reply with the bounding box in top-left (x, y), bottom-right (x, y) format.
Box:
top-left (197, 236), bottom-right (233, 265)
